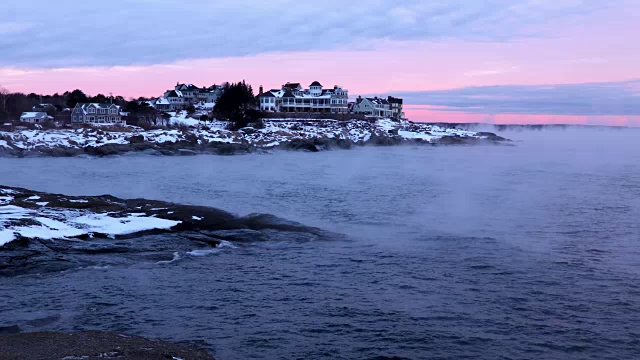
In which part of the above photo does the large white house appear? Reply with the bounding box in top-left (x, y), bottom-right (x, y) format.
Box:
top-left (257, 81), bottom-right (349, 114)
top-left (71, 103), bottom-right (124, 126)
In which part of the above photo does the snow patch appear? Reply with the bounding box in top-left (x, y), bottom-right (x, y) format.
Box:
top-left (72, 213), bottom-right (180, 236)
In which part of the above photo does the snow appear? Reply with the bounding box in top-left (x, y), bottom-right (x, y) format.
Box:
top-left (72, 213), bottom-right (180, 235)
top-left (398, 130), bottom-right (436, 141)
top-left (27, 196), bottom-right (41, 200)
top-left (0, 118), bottom-right (483, 154)
top-left (0, 229), bottom-right (14, 246)
top-left (192, 216), bottom-right (203, 221)
top-left (0, 199), bottom-right (182, 246)
top-left (14, 217), bottom-right (86, 240)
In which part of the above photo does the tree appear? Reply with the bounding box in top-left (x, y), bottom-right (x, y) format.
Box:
top-left (0, 86), bottom-right (11, 119)
top-left (89, 93), bottom-right (109, 103)
top-left (213, 81), bottom-right (257, 128)
top-left (199, 114), bottom-right (209, 124)
top-left (66, 89), bottom-right (89, 108)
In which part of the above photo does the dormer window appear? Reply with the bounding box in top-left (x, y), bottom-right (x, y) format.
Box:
top-left (88, 107), bottom-right (95, 113)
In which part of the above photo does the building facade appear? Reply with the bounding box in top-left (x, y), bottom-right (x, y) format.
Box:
top-left (351, 97), bottom-right (393, 118)
top-left (19, 112), bottom-right (52, 123)
top-left (257, 81), bottom-right (349, 114)
top-left (387, 96), bottom-right (405, 120)
top-left (163, 83), bottom-right (223, 110)
top-left (71, 103), bottom-right (124, 126)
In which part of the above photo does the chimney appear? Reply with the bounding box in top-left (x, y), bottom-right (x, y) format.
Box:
top-left (259, 85), bottom-right (264, 95)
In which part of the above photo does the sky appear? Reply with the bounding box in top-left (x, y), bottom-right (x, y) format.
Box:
top-left (0, 0), bottom-right (639, 125)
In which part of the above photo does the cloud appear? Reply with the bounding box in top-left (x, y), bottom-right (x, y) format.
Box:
top-left (385, 79), bottom-right (640, 116)
top-left (0, 0), bottom-right (611, 67)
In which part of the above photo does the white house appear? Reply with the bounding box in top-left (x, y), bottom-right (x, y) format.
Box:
top-left (257, 81), bottom-right (349, 114)
top-left (19, 112), bottom-right (52, 123)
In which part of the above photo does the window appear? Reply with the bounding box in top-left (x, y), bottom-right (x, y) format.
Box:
top-left (88, 107), bottom-right (95, 113)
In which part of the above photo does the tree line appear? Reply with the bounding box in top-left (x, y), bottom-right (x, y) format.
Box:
top-left (0, 82), bottom-right (260, 129)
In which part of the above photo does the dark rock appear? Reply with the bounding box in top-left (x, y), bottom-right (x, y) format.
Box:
top-left (0, 325), bottom-right (20, 335)
top-left (0, 331), bottom-right (214, 360)
top-left (128, 135), bottom-right (145, 144)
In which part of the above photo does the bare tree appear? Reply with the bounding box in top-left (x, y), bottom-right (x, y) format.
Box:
top-left (0, 86), bottom-right (10, 116)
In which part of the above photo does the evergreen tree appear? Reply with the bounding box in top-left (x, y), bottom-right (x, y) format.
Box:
top-left (66, 89), bottom-right (89, 108)
top-left (213, 81), bottom-right (257, 127)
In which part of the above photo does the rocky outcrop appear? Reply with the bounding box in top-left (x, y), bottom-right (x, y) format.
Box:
top-left (0, 186), bottom-right (337, 276)
top-left (0, 331), bottom-right (214, 360)
top-left (0, 119), bottom-right (510, 158)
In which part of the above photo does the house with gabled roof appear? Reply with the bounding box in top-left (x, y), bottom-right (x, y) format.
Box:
top-left (351, 96), bottom-right (393, 118)
top-left (71, 103), bottom-right (124, 126)
top-left (20, 112), bottom-right (52, 124)
top-left (162, 83), bottom-right (223, 110)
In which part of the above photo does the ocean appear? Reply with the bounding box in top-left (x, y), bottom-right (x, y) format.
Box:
top-left (1, 127), bottom-right (639, 359)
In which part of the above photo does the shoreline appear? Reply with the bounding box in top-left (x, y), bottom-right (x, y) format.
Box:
top-left (0, 331), bottom-right (214, 359)
top-left (0, 119), bottom-right (509, 158)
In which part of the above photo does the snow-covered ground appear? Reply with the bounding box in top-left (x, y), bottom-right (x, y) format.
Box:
top-left (0, 117), bottom-right (489, 153)
top-left (0, 188), bottom-right (180, 247)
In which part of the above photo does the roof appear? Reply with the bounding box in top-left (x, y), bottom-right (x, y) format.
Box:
top-left (310, 81), bottom-right (322, 87)
top-left (387, 96), bottom-right (403, 104)
top-left (74, 103), bottom-right (120, 115)
top-left (367, 97), bottom-right (390, 105)
top-left (257, 92), bottom-right (275, 98)
top-left (284, 83), bottom-right (301, 89)
top-left (166, 90), bottom-right (182, 98)
top-left (281, 90), bottom-right (296, 98)
top-left (20, 112), bottom-right (47, 117)
top-left (177, 83), bottom-right (199, 91)
top-left (155, 97), bottom-right (171, 105)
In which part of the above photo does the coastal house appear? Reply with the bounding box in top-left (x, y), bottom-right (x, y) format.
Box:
top-left (257, 81), bottom-right (349, 114)
top-left (387, 96), bottom-right (405, 120)
top-left (152, 97), bottom-right (172, 112)
top-left (163, 83), bottom-right (223, 110)
top-left (351, 97), bottom-right (393, 118)
top-left (19, 112), bottom-right (52, 123)
top-left (71, 103), bottom-right (124, 126)
top-left (32, 104), bottom-right (57, 113)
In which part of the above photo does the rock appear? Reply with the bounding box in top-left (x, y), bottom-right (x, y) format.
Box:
top-left (177, 149), bottom-right (198, 156)
top-left (128, 135), bottom-right (145, 143)
top-left (0, 325), bottom-right (20, 335)
top-left (476, 132), bottom-right (508, 142)
top-left (0, 331), bottom-right (214, 360)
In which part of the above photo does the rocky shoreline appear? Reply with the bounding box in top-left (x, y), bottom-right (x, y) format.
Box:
top-left (0, 331), bottom-right (214, 359)
top-left (0, 186), bottom-right (336, 277)
top-left (0, 119), bottom-right (509, 157)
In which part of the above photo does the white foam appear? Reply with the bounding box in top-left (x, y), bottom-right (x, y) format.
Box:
top-left (157, 251), bottom-right (181, 264)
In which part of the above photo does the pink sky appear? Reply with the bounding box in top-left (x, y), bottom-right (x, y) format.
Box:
top-left (1, 6), bottom-right (638, 125)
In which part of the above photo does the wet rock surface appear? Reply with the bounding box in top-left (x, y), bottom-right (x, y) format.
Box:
top-left (0, 331), bottom-right (214, 360)
top-left (0, 186), bottom-right (336, 277)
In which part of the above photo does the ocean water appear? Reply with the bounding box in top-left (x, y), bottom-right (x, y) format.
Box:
top-left (1, 128), bottom-right (640, 359)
